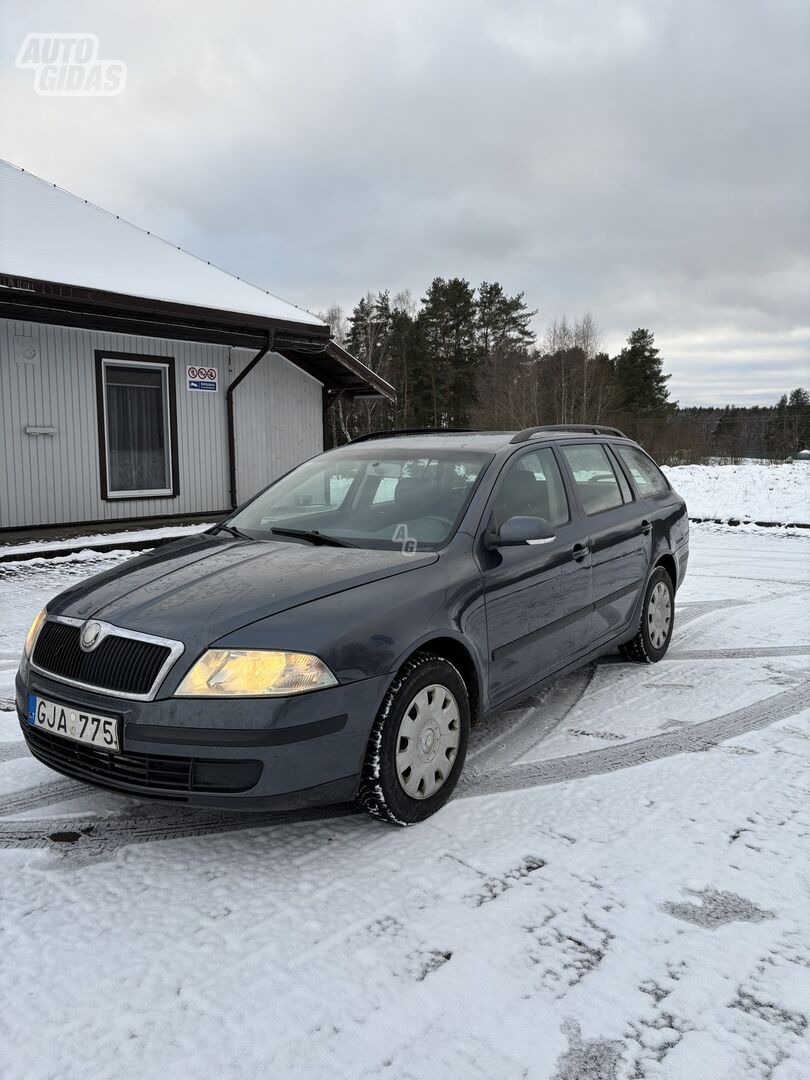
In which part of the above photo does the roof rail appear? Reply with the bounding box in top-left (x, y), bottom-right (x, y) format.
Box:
top-left (349, 427), bottom-right (477, 444)
top-left (510, 423), bottom-right (626, 444)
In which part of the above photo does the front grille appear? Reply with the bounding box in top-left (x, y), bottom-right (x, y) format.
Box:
top-left (32, 620), bottom-right (172, 696)
top-left (22, 722), bottom-right (261, 796)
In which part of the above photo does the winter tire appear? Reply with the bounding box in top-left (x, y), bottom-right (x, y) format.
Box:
top-left (358, 652), bottom-right (470, 825)
top-left (620, 566), bottom-right (675, 664)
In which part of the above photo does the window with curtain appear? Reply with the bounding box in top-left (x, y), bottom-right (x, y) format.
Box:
top-left (102, 361), bottom-right (173, 495)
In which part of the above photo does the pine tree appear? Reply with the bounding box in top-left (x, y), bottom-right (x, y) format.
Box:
top-left (788, 388), bottom-right (810, 452)
top-left (476, 282), bottom-right (535, 355)
top-left (345, 292), bottom-right (393, 373)
top-left (766, 388), bottom-right (810, 456)
top-left (612, 329), bottom-right (675, 417)
top-left (339, 292), bottom-right (398, 439)
top-left (474, 283), bottom-right (536, 428)
top-left (417, 278), bottom-right (478, 427)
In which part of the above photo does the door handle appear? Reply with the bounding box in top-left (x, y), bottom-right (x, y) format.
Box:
top-left (640, 520), bottom-right (653, 535)
top-left (572, 543), bottom-right (590, 562)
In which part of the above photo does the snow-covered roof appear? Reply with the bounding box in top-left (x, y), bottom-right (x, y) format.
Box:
top-left (0, 160), bottom-right (324, 330)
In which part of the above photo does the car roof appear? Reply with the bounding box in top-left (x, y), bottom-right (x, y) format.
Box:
top-left (332, 430), bottom-right (634, 454)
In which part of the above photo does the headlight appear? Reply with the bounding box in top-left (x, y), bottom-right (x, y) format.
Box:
top-left (175, 649), bottom-right (338, 697)
top-left (24, 608), bottom-right (47, 658)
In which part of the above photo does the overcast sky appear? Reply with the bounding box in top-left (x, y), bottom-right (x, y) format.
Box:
top-left (1, 0), bottom-right (808, 405)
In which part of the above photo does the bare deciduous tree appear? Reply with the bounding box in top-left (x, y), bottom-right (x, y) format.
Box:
top-left (318, 303), bottom-right (348, 347)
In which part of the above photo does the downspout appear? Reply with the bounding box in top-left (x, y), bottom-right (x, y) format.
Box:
top-left (226, 331), bottom-right (273, 509)
top-left (323, 388), bottom-right (345, 451)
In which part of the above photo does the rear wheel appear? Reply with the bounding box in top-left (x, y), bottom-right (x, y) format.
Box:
top-left (358, 653), bottom-right (470, 825)
top-left (620, 566), bottom-right (675, 664)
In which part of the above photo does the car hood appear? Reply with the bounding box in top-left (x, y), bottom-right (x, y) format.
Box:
top-left (51, 534), bottom-right (438, 648)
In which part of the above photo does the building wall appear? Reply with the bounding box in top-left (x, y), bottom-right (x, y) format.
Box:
top-left (0, 318), bottom-right (324, 529)
top-left (231, 346), bottom-right (324, 505)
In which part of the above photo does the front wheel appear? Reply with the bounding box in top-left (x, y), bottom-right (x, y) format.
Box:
top-left (620, 567), bottom-right (675, 664)
top-left (358, 653), bottom-right (470, 825)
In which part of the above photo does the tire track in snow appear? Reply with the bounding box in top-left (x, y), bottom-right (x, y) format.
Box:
top-left (462, 681), bottom-right (810, 798)
top-left (675, 598), bottom-right (748, 628)
top-left (671, 594), bottom-right (772, 649)
top-left (0, 742), bottom-right (29, 765)
top-left (464, 598), bottom-right (762, 766)
top-left (0, 777), bottom-right (84, 816)
top-left (687, 572), bottom-right (810, 588)
top-left (0, 802), bottom-right (356, 851)
top-left (669, 646), bottom-right (810, 660)
top-left (467, 665), bottom-right (595, 769)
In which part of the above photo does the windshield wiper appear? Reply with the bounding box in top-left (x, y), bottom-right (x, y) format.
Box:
top-left (268, 527), bottom-right (356, 548)
top-left (211, 523), bottom-right (251, 540)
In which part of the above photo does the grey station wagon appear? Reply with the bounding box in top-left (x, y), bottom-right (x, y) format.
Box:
top-left (18, 425), bottom-right (689, 824)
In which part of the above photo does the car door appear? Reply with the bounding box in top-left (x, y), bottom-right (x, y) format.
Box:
top-left (477, 446), bottom-right (593, 705)
top-left (558, 441), bottom-right (650, 648)
top-left (613, 442), bottom-right (687, 536)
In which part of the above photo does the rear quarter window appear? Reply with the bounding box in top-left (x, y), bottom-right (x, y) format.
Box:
top-left (615, 446), bottom-right (671, 497)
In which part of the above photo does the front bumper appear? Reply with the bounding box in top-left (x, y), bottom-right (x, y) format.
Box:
top-left (16, 665), bottom-right (391, 809)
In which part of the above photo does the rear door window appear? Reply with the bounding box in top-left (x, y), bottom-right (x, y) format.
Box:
top-left (614, 446), bottom-right (671, 496)
top-left (560, 443), bottom-right (625, 516)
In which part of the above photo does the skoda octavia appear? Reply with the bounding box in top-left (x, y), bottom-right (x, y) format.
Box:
top-left (18, 426), bottom-right (688, 825)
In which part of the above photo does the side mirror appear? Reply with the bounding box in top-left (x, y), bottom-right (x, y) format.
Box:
top-left (490, 515), bottom-right (557, 547)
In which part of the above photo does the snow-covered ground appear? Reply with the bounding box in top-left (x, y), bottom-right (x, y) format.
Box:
top-left (663, 460), bottom-right (809, 525)
top-left (1, 525), bottom-right (809, 1080)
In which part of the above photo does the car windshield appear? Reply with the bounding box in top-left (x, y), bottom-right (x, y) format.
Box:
top-left (227, 447), bottom-right (493, 550)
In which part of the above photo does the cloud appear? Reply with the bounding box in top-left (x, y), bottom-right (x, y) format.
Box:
top-left (1, 0), bottom-right (808, 405)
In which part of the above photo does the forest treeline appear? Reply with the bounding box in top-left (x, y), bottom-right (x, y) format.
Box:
top-left (321, 279), bottom-right (809, 463)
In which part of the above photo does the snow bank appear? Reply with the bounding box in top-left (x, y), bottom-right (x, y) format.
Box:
top-left (0, 523), bottom-right (212, 559)
top-left (663, 460), bottom-right (810, 524)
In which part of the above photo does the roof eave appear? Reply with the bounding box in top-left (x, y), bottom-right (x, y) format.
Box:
top-left (0, 273), bottom-right (328, 341)
top-left (0, 275), bottom-right (394, 399)
top-left (321, 341), bottom-right (396, 401)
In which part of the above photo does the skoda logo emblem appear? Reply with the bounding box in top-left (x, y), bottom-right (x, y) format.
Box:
top-left (80, 621), bottom-right (102, 651)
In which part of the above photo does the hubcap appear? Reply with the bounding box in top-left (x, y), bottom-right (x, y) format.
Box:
top-left (395, 683), bottom-right (460, 800)
top-left (647, 581), bottom-right (672, 649)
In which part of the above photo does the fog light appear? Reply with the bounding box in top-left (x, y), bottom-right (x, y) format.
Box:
top-left (191, 759), bottom-right (262, 792)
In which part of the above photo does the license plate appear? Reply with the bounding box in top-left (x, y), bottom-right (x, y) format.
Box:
top-left (27, 694), bottom-right (120, 753)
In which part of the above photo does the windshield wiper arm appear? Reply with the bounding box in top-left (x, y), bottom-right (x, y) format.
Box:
top-left (268, 527), bottom-right (356, 548)
top-left (211, 523), bottom-right (251, 540)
